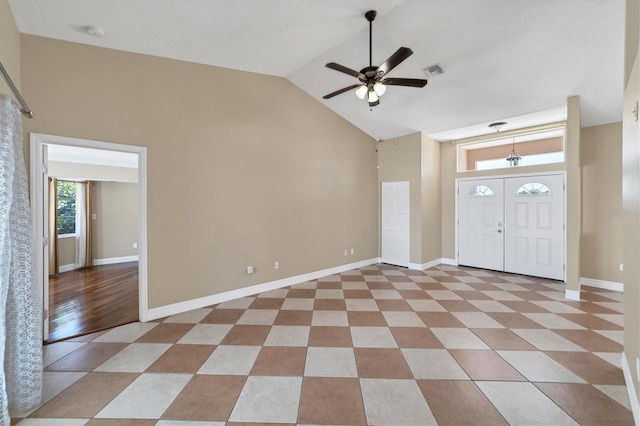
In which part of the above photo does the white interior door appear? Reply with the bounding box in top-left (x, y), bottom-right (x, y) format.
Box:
top-left (504, 175), bottom-right (564, 280)
top-left (458, 179), bottom-right (504, 271)
top-left (381, 181), bottom-right (410, 267)
top-left (41, 143), bottom-right (50, 340)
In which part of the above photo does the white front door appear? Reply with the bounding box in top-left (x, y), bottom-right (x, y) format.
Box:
top-left (381, 181), bottom-right (410, 267)
top-left (458, 179), bottom-right (504, 271)
top-left (504, 175), bottom-right (565, 280)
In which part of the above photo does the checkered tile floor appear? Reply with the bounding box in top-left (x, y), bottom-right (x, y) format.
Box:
top-left (16, 264), bottom-right (633, 425)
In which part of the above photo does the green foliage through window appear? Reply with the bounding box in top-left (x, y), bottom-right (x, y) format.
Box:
top-left (57, 180), bottom-right (76, 235)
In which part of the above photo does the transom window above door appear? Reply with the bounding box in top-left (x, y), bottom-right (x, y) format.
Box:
top-left (457, 125), bottom-right (565, 172)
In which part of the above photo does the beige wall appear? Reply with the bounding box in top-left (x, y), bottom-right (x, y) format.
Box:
top-left (378, 133), bottom-right (423, 264)
top-left (57, 236), bottom-right (75, 268)
top-left (92, 181), bottom-right (139, 260)
top-left (377, 132), bottom-right (442, 266)
top-left (0, 0), bottom-right (20, 98)
top-left (581, 123), bottom-right (623, 283)
top-left (623, 0), bottom-right (640, 410)
top-left (21, 35), bottom-right (378, 308)
top-left (440, 142), bottom-right (457, 259)
top-left (420, 134), bottom-right (441, 263)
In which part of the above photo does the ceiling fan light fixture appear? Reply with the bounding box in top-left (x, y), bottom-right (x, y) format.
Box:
top-left (373, 82), bottom-right (386, 97)
top-left (355, 85), bottom-right (368, 99)
top-left (322, 9), bottom-right (428, 108)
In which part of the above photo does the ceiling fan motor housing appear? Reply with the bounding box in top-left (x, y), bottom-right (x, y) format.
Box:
top-left (360, 66), bottom-right (381, 87)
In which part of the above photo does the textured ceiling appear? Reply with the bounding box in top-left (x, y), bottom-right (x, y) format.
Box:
top-left (9, 0), bottom-right (625, 141)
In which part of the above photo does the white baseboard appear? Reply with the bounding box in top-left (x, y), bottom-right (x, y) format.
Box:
top-left (564, 289), bottom-right (581, 301)
top-left (409, 258), bottom-right (445, 271)
top-left (61, 257), bottom-right (139, 271)
top-left (622, 352), bottom-right (640, 424)
top-left (580, 277), bottom-right (623, 292)
top-left (93, 255), bottom-right (139, 266)
top-left (147, 257), bottom-right (380, 321)
top-left (58, 264), bottom-right (76, 273)
top-left (440, 258), bottom-right (458, 266)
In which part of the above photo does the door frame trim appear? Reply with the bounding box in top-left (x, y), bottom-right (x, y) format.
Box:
top-left (30, 133), bottom-right (149, 341)
top-left (455, 170), bottom-right (567, 281)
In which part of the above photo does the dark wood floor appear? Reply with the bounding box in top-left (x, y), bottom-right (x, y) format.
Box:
top-left (46, 262), bottom-right (139, 344)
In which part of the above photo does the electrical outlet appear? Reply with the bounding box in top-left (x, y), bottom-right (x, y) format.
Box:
top-left (620, 264), bottom-right (624, 272)
top-left (247, 266), bottom-right (254, 274)
top-left (351, 248), bottom-right (354, 255)
top-left (344, 249), bottom-right (348, 256)
top-left (275, 261), bottom-right (279, 269)
top-left (133, 242), bottom-right (138, 249)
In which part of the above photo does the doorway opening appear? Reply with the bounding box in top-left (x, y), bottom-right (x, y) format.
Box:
top-left (30, 133), bottom-right (148, 343)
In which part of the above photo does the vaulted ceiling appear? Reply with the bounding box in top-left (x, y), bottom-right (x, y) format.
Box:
top-left (9, 0), bottom-right (625, 141)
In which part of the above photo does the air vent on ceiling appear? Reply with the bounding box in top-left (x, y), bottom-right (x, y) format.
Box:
top-left (423, 63), bottom-right (444, 78)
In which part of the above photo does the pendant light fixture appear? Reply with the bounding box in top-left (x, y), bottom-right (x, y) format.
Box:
top-left (506, 137), bottom-right (521, 167)
top-left (488, 122), bottom-right (521, 167)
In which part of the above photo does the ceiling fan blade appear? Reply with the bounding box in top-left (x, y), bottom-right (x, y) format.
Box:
top-left (323, 84), bottom-right (364, 99)
top-left (377, 47), bottom-right (413, 76)
top-left (325, 63), bottom-right (366, 80)
top-left (382, 77), bottom-right (428, 88)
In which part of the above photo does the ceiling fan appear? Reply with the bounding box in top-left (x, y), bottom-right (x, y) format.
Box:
top-left (322, 10), bottom-right (428, 108)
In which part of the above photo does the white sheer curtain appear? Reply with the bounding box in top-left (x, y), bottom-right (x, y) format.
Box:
top-left (75, 182), bottom-right (87, 268)
top-left (0, 94), bottom-right (42, 422)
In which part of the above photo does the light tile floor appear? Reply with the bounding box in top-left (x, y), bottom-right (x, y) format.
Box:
top-left (13, 264), bottom-right (634, 425)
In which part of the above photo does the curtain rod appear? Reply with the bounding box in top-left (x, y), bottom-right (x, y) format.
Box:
top-left (0, 61), bottom-right (33, 118)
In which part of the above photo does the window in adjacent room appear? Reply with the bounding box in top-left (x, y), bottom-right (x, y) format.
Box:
top-left (56, 180), bottom-right (77, 236)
